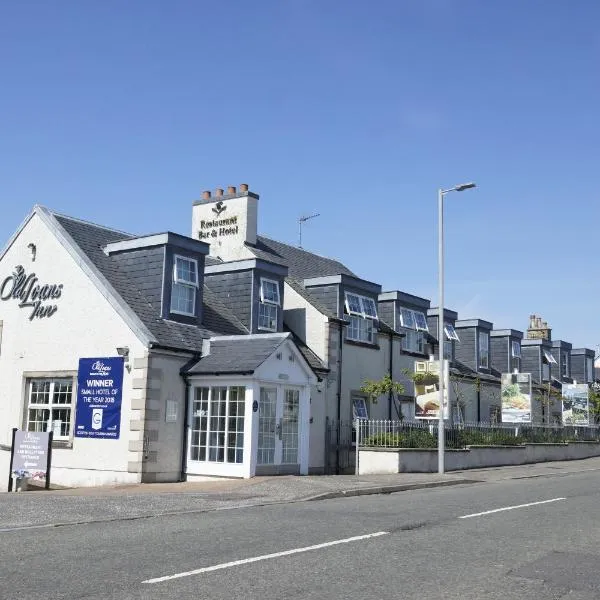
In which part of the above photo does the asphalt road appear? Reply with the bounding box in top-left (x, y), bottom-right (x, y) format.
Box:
top-left (3, 472), bottom-right (600, 600)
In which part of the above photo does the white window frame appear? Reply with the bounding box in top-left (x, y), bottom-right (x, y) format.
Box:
top-left (511, 341), bottom-right (521, 358)
top-left (258, 301), bottom-right (278, 332)
top-left (587, 357), bottom-right (594, 383)
top-left (189, 386), bottom-right (246, 464)
top-left (344, 292), bottom-right (378, 320)
top-left (413, 311), bottom-right (429, 332)
top-left (444, 323), bottom-right (460, 341)
top-left (543, 350), bottom-right (557, 365)
top-left (26, 378), bottom-right (74, 441)
top-left (259, 278), bottom-right (280, 306)
top-left (171, 255), bottom-right (199, 316)
top-left (347, 314), bottom-right (375, 344)
top-left (402, 330), bottom-right (425, 354)
top-left (478, 332), bottom-right (489, 368)
top-left (443, 339), bottom-right (453, 360)
top-left (399, 308), bottom-right (416, 330)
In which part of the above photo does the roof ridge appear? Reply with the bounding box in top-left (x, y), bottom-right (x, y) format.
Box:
top-left (256, 234), bottom-right (349, 265)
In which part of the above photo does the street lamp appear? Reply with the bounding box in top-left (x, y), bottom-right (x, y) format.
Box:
top-left (438, 182), bottom-right (476, 474)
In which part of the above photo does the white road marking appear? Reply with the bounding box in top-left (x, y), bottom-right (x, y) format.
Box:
top-left (459, 497), bottom-right (566, 519)
top-left (143, 531), bottom-right (389, 583)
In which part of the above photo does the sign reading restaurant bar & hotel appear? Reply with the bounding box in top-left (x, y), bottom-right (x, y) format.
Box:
top-left (197, 201), bottom-right (239, 240)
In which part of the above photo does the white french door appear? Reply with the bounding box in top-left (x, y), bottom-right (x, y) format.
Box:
top-left (257, 387), bottom-right (300, 466)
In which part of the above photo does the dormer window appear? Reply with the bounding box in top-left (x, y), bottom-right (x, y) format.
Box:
top-left (543, 350), bottom-right (557, 365)
top-left (171, 256), bottom-right (198, 316)
top-left (478, 332), bottom-right (489, 368)
top-left (258, 278), bottom-right (280, 331)
top-left (345, 292), bottom-right (377, 343)
top-left (511, 341), bottom-right (521, 371)
top-left (444, 323), bottom-right (460, 341)
top-left (561, 353), bottom-right (569, 378)
top-left (399, 307), bottom-right (427, 353)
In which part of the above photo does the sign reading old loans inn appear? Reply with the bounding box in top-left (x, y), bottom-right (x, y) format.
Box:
top-left (0, 265), bottom-right (63, 320)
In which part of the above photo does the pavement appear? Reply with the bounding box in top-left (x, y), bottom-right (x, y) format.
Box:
top-left (2, 457), bottom-right (600, 530)
top-left (4, 458), bottom-right (600, 599)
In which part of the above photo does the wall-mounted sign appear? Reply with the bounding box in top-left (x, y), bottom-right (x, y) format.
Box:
top-left (0, 265), bottom-right (63, 320)
top-left (75, 357), bottom-right (124, 439)
top-left (414, 360), bottom-right (449, 419)
top-left (562, 383), bottom-right (589, 425)
top-left (501, 372), bottom-right (532, 423)
top-left (197, 202), bottom-right (239, 241)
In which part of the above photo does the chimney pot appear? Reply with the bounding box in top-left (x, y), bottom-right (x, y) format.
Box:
top-left (239, 183), bottom-right (249, 192)
top-left (215, 188), bottom-right (224, 197)
top-left (202, 190), bottom-right (211, 200)
top-left (227, 186), bottom-right (237, 195)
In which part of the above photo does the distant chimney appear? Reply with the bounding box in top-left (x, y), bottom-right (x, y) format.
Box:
top-left (227, 186), bottom-right (237, 195)
top-left (527, 314), bottom-right (552, 341)
top-left (239, 183), bottom-right (249, 193)
top-left (214, 188), bottom-right (224, 197)
top-left (202, 190), bottom-right (211, 200)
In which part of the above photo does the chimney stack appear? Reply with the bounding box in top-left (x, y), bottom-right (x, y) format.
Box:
top-left (527, 314), bottom-right (552, 341)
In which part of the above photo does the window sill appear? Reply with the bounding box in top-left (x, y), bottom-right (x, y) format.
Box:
top-left (401, 350), bottom-right (429, 358)
top-left (52, 440), bottom-right (73, 449)
top-left (344, 339), bottom-right (380, 350)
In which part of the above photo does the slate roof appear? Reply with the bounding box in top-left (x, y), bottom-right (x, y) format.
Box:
top-left (185, 334), bottom-right (309, 375)
top-left (450, 360), bottom-right (500, 384)
top-left (247, 235), bottom-right (356, 279)
top-left (285, 277), bottom-right (338, 319)
top-left (53, 213), bottom-right (248, 352)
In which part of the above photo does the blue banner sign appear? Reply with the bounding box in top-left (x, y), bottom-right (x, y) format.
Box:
top-left (75, 357), bottom-right (124, 439)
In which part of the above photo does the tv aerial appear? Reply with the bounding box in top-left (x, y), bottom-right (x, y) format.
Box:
top-left (298, 213), bottom-right (320, 248)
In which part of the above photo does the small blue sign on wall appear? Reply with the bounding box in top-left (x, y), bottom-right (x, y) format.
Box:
top-left (75, 357), bottom-right (124, 439)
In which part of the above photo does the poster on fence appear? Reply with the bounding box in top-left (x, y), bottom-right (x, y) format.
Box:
top-left (501, 372), bottom-right (532, 423)
top-left (561, 383), bottom-right (589, 425)
top-left (414, 360), bottom-right (449, 419)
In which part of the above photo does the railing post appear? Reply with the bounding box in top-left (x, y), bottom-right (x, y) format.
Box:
top-left (355, 418), bottom-right (360, 476)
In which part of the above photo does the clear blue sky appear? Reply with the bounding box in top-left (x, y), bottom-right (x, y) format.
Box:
top-left (1, 1), bottom-right (599, 350)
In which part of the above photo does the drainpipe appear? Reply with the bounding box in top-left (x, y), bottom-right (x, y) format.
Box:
top-left (388, 331), bottom-right (393, 420)
top-left (476, 378), bottom-right (481, 423)
top-left (179, 372), bottom-right (191, 482)
top-left (336, 321), bottom-right (343, 475)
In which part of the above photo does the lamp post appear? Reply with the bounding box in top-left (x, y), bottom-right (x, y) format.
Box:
top-left (438, 182), bottom-right (476, 474)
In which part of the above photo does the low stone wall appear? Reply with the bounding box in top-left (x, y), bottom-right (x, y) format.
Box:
top-left (358, 442), bottom-right (600, 475)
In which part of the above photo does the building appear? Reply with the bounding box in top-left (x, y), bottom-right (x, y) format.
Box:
top-left (1, 185), bottom-right (597, 488)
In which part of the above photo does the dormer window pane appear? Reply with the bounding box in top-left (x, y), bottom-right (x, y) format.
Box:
top-left (511, 341), bottom-right (521, 358)
top-left (345, 293), bottom-right (362, 316)
top-left (444, 323), bottom-right (460, 341)
top-left (399, 308), bottom-right (416, 330)
top-left (174, 256), bottom-right (198, 286)
top-left (171, 256), bottom-right (198, 316)
top-left (258, 302), bottom-right (278, 331)
top-left (587, 357), bottom-right (594, 383)
top-left (361, 297), bottom-right (378, 320)
top-left (543, 350), bottom-right (557, 365)
top-left (561, 353), bottom-right (569, 377)
top-left (260, 278), bottom-right (280, 305)
top-left (171, 283), bottom-right (195, 316)
top-left (479, 332), bottom-right (489, 368)
top-left (414, 311), bottom-right (429, 332)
